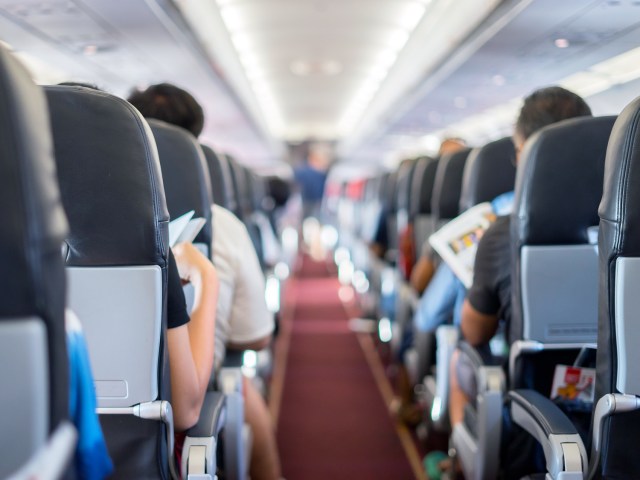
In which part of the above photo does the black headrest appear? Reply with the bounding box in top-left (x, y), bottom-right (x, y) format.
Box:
top-left (0, 48), bottom-right (69, 429)
top-left (201, 145), bottom-right (234, 211)
top-left (247, 171), bottom-right (266, 212)
top-left (512, 116), bottom-right (616, 246)
top-left (147, 120), bottom-right (213, 250)
top-left (227, 157), bottom-right (252, 220)
top-left (460, 137), bottom-right (516, 211)
top-left (410, 156), bottom-right (439, 217)
top-left (431, 148), bottom-right (472, 221)
top-left (46, 86), bottom-right (170, 268)
top-left (394, 158), bottom-right (418, 213)
top-left (600, 98), bottom-right (640, 257)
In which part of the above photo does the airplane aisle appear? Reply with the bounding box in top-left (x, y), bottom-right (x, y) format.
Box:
top-left (271, 254), bottom-right (425, 480)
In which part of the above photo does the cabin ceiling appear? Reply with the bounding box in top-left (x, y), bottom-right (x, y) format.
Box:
top-left (1, 0), bottom-right (640, 168)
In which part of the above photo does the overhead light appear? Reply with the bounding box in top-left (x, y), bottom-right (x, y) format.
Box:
top-left (83, 45), bottom-right (98, 56)
top-left (321, 60), bottom-right (342, 76)
top-left (492, 74), bottom-right (506, 86)
top-left (454, 96), bottom-right (467, 109)
top-left (218, 5), bottom-right (244, 32)
top-left (421, 134), bottom-right (441, 152)
top-left (397, 1), bottom-right (429, 30)
top-left (387, 30), bottom-right (411, 51)
top-left (290, 60), bottom-right (311, 76)
top-left (554, 38), bottom-right (570, 49)
top-left (230, 33), bottom-right (252, 52)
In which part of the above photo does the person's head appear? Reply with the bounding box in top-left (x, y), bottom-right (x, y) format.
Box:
top-left (438, 137), bottom-right (466, 156)
top-left (127, 83), bottom-right (204, 138)
top-left (513, 86), bottom-right (591, 160)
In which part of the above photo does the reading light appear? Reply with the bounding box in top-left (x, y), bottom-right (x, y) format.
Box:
top-left (554, 38), bottom-right (570, 48)
top-left (492, 74), bottom-right (506, 86)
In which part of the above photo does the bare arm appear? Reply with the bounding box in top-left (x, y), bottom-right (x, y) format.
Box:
top-left (168, 243), bottom-right (218, 431)
top-left (410, 255), bottom-right (435, 294)
top-left (460, 299), bottom-right (499, 347)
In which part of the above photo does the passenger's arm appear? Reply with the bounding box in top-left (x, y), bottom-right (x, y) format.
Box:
top-left (410, 255), bottom-right (435, 294)
top-left (460, 299), bottom-right (499, 347)
top-left (168, 243), bottom-right (218, 431)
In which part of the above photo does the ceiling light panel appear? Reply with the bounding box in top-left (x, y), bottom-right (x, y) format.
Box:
top-left (214, 0), bottom-right (432, 140)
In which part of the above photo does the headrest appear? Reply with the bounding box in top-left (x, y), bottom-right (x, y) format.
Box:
top-left (0, 47), bottom-right (69, 428)
top-left (227, 157), bottom-right (252, 220)
top-left (459, 137), bottom-right (516, 211)
top-left (599, 97), bottom-right (640, 256)
top-left (410, 156), bottom-right (439, 217)
top-left (431, 148), bottom-right (471, 221)
top-left (201, 145), bottom-right (235, 211)
top-left (394, 158), bottom-right (418, 213)
top-left (512, 116), bottom-right (616, 246)
top-left (247, 170), bottom-right (266, 212)
top-left (147, 120), bottom-right (213, 250)
top-left (0, 51), bottom-right (68, 316)
top-left (46, 86), bottom-right (169, 267)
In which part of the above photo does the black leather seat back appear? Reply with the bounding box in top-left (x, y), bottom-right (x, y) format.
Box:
top-left (596, 98), bottom-right (640, 478)
top-left (227, 156), bottom-right (252, 221)
top-left (0, 47), bottom-right (69, 477)
top-left (459, 137), bottom-right (516, 211)
top-left (411, 156), bottom-right (439, 218)
top-left (431, 149), bottom-right (472, 227)
top-left (510, 115), bottom-right (615, 349)
top-left (202, 145), bottom-right (235, 211)
top-left (46, 85), bottom-right (171, 479)
top-left (148, 119), bottom-right (213, 256)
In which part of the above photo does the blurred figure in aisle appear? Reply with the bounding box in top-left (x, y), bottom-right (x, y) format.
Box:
top-left (294, 142), bottom-right (330, 220)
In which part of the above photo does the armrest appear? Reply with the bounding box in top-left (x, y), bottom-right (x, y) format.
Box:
top-left (9, 421), bottom-right (77, 480)
top-left (187, 391), bottom-right (226, 438)
top-left (182, 391), bottom-right (226, 479)
top-left (508, 389), bottom-right (587, 479)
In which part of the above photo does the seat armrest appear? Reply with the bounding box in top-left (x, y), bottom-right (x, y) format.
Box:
top-left (508, 389), bottom-right (587, 479)
top-left (187, 391), bottom-right (226, 438)
top-left (458, 341), bottom-right (486, 369)
top-left (9, 421), bottom-right (77, 480)
top-left (182, 391), bottom-right (226, 479)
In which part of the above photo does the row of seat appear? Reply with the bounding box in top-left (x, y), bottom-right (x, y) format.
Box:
top-left (327, 101), bottom-right (640, 478)
top-left (0, 44), bottom-right (287, 479)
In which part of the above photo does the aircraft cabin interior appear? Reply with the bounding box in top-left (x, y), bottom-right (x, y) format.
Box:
top-left (2, 0), bottom-right (640, 479)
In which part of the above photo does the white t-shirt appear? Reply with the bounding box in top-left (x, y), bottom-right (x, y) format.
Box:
top-left (212, 205), bottom-right (274, 369)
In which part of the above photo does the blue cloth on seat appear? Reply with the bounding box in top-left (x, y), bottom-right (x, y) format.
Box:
top-left (66, 310), bottom-right (113, 480)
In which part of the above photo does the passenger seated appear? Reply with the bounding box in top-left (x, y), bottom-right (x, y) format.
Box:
top-left (448, 86), bottom-right (593, 462)
top-left (128, 83), bottom-right (281, 480)
top-left (410, 138), bottom-right (466, 294)
top-left (57, 82), bottom-right (219, 434)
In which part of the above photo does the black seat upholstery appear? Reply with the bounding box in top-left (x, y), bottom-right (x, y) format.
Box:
top-left (460, 137), bottom-right (516, 211)
top-left (46, 85), bottom-right (173, 478)
top-left (148, 119), bottom-right (213, 255)
top-left (410, 156), bottom-right (439, 220)
top-left (201, 145), bottom-right (235, 211)
top-left (595, 98), bottom-right (640, 479)
top-left (431, 148), bottom-right (472, 227)
top-left (0, 45), bottom-right (74, 478)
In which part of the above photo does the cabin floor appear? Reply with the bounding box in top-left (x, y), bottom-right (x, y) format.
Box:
top-left (270, 253), bottom-right (427, 480)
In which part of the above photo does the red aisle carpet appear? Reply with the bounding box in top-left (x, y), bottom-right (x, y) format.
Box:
top-left (275, 254), bottom-right (416, 479)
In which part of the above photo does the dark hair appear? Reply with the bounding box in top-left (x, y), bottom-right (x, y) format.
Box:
top-left (515, 86), bottom-right (592, 141)
top-left (127, 83), bottom-right (204, 137)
